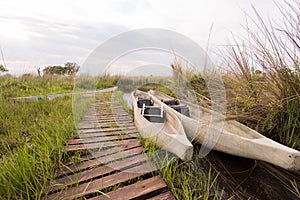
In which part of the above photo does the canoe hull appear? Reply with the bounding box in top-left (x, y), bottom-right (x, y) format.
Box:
top-left (149, 90), bottom-right (300, 172)
top-left (131, 90), bottom-right (193, 161)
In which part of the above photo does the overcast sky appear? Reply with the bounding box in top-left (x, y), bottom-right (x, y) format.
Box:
top-left (0, 0), bottom-right (284, 76)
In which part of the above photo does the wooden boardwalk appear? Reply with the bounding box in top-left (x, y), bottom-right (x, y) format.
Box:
top-left (44, 92), bottom-right (175, 200)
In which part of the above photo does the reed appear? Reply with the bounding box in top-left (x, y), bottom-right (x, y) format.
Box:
top-left (223, 0), bottom-right (300, 150)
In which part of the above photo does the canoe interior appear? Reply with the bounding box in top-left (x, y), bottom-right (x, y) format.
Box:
top-left (133, 91), bottom-right (180, 134)
top-left (132, 90), bottom-right (194, 162)
top-left (152, 91), bottom-right (263, 140)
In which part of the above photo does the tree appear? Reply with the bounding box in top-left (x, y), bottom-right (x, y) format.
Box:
top-left (43, 65), bottom-right (65, 75)
top-left (43, 62), bottom-right (80, 76)
top-left (0, 64), bottom-right (7, 72)
top-left (35, 67), bottom-right (41, 77)
top-left (64, 62), bottom-right (80, 75)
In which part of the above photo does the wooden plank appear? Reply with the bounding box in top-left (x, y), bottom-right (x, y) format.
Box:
top-left (96, 118), bottom-right (132, 122)
top-left (94, 113), bottom-right (129, 117)
top-left (93, 102), bottom-right (111, 105)
top-left (76, 128), bottom-right (136, 134)
top-left (99, 120), bottom-right (133, 124)
top-left (75, 132), bottom-right (138, 139)
top-left (76, 123), bottom-right (101, 129)
top-left (67, 134), bottom-right (136, 145)
top-left (93, 110), bottom-right (128, 114)
top-left (94, 105), bottom-right (124, 108)
top-left (80, 119), bottom-right (133, 124)
top-left (99, 126), bottom-right (137, 132)
top-left (96, 113), bottom-right (131, 116)
top-left (81, 118), bottom-right (132, 124)
top-left (52, 153), bottom-right (148, 192)
top-left (97, 118), bottom-right (133, 122)
top-left (95, 122), bottom-right (135, 129)
top-left (43, 162), bottom-right (156, 200)
top-left (100, 117), bottom-right (133, 123)
top-left (87, 176), bottom-right (167, 200)
top-left (95, 116), bottom-right (131, 120)
top-left (67, 138), bottom-right (139, 152)
top-left (77, 126), bottom-right (136, 132)
top-left (61, 147), bottom-right (143, 174)
top-left (64, 146), bottom-right (143, 166)
top-left (147, 191), bottom-right (176, 200)
top-left (85, 114), bottom-right (129, 118)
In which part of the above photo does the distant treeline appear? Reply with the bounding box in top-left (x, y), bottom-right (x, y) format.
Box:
top-left (42, 62), bottom-right (80, 76)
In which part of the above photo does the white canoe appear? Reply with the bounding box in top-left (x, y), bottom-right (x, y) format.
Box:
top-left (131, 90), bottom-right (193, 161)
top-left (149, 90), bottom-right (300, 172)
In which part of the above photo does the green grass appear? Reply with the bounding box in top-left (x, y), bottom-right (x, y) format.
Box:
top-left (0, 74), bottom-right (74, 99)
top-left (0, 97), bottom-right (75, 199)
top-left (220, 0), bottom-right (300, 150)
top-left (97, 74), bottom-right (120, 89)
top-left (168, 1), bottom-right (300, 151)
top-left (140, 138), bottom-right (223, 199)
top-left (138, 83), bottom-right (175, 97)
top-left (160, 157), bottom-right (221, 200)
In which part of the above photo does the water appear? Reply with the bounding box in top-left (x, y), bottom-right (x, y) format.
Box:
top-left (123, 93), bottom-right (133, 109)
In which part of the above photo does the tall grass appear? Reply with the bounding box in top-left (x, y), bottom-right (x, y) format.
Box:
top-left (170, 0), bottom-right (300, 150)
top-left (159, 154), bottom-right (222, 200)
top-left (139, 137), bottom-right (223, 199)
top-left (0, 75), bottom-right (75, 199)
top-left (117, 76), bottom-right (169, 93)
top-left (97, 74), bottom-right (121, 89)
top-left (223, 0), bottom-right (300, 150)
top-left (0, 74), bottom-right (74, 99)
top-left (0, 97), bottom-right (75, 199)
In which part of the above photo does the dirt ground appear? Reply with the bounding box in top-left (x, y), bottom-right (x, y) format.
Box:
top-left (202, 149), bottom-right (300, 200)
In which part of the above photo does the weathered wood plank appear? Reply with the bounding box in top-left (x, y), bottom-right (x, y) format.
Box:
top-left (99, 120), bottom-right (133, 124)
top-left (44, 162), bottom-right (156, 200)
top-left (67, 138), bottom-right (139, 152)
top-left (80, 119), bottom-right (133, 125)
top-left (97, 118), bottom-right (132, 122)
top-left (87, 176), bottom-right (167, 200)
top-left (94, 113), bottom-right (129, 117)
top-left (93, 103), bottom-right (121, 108)
top-left (75, 132), bottom-right (138, 139)
top-left (77, 126), bottom-right (136, 132)
top-left (61, 147), bottom-right (143, 174)
top-left (76, 128), bottom-right (136, 134)
top-left (52, 153), bottom-right (148, 192)
top-left (67, 134), bottom-right (136, 145)
top-left (95, 122), bottom-right (135, 129)
top-left (101, 116), bottom-right (131, 121)
top-left (96, 115), bottom-right (132, 119)
top-left (80, 119), bottom-right (132, 124)
top-left (94, 105), bottom-right (124, 109)
top-left (147, 191), bottom-right (176, 200)
top-left (76, 123), bottom-right (101, 129)
top-left (93, 109), bottom-right (126, 113)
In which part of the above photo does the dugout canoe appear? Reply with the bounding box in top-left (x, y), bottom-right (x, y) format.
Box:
top-left (149, 90), bottom-right (300, 172)
top-left (131, 90), bottom-right (193, 161)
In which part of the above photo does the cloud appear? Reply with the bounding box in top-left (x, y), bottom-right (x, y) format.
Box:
top-left (0, 0), bottom-right (284, 76)
top-left (0, 15), bottom-right (128, 75)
